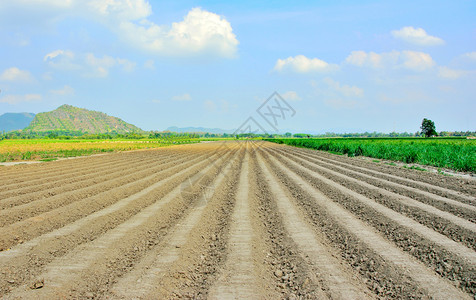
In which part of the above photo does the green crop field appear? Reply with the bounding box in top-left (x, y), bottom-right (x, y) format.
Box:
top-left (0, 137), bottom-right (199, 162)
top-left (266, 138), bottom-right (476, 173)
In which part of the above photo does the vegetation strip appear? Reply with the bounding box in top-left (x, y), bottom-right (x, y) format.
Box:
top-left (266, 138), bottom-right (476, 173)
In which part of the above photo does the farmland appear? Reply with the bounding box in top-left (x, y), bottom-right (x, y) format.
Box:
top-left (0, 138), bottom-right (198, 162)
top-left (0, 141), bottom-right (474, 299)
top-left (267, 138), bottom-right (476, 173)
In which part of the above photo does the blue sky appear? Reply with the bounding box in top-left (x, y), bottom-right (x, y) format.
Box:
top-left (0, 0), bottom-right (475, 133)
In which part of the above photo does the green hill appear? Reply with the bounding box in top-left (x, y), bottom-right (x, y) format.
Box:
top-left (0, 112), bottom-right (35, 132)
top-left (25, 104), bottom-right (143, 134)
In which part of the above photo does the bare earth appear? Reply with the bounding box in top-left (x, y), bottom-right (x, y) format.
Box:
top-left (0, 141), bottom-right (475, 299)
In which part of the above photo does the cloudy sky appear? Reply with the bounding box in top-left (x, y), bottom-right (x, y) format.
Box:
top-left (0, 0), bottom-right (475, 133)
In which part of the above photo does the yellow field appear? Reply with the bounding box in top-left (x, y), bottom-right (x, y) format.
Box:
top-left (0, 138), bottom-right (198, 162)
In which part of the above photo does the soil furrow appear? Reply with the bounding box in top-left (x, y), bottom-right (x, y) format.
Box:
top-left (107, 143), bottom-right (243, 299)
top-left (269, 147), bottom-right (476, 249)
top-left (0, 149), bottom-right (162, 185)
top-left (0, 145), bottom-right (191, 181)
top-left (260, 147), bottom-right (472, 299)
top-left (256, 151), bottom-right (375, 299)
top-left (0, 152), bottom-right (202, 225)
top-left (281, 145), bottom-right (476, 203)
top-left (3, 144), bottom-right (239, 299)
top-left (247, 145), bottom-right (326, 299)
top-left (0, 152), bottom-right (183, 199)
top-left (276, 147), bottom-right (476, 212)
top-left (0, 153), bottom-right (187, 209)
top-left (264, 147), bottom-right (476, 294)
top-left (0, 147), bottom-right (238, 296)
top-left (277, 142), bottom-right (476, 196)
top-left (1, 141), bottom-right (473, 299)
top-left (208, 151), bottom-right (260, 299)
top-left (138, 142), bottom-right (245, 299)
top-left (0, 152), bottom-right (212, 251)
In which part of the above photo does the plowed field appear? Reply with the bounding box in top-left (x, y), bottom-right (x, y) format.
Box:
top-left (0, 141), bottom-right (475, 299)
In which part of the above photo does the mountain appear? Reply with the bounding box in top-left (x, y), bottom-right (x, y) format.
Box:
top-left (25, 104), bottom-right (143, 134)
top-left (0, 112), bottom-right (35, 132)
top-left (166, 126), bottom-right (234, 134)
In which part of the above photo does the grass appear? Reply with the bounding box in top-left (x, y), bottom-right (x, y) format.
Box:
top-left (266, 138), bottom-right (476, 173)
top-left (437, 168), bottom-right (453, 176)
top-left (402, 165), bottom-right (427, 172)
top-left (39, 158), bottom-right (58, 162)
top-left (0, 138), bottom-right (199, 162)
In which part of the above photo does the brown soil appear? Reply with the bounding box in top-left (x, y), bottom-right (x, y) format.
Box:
top-left (0, 141), bottom-right (474, 299)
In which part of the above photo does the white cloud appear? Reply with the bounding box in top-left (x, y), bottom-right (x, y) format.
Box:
top-left (44, 50), bottom-right (69, 61)
top-left (323, 78), bottom-right (364, 98)
top-left (438, 86), bottom-right (455, 93)
top-left (0, 67), bottom-right (34, 82)
top-left (42, 72), bottom-right (53, 80)
top-left (117, 58), bottom-right (136, 72)
top-left (13, 0), bottom-right (74, 8)
top-left (345, 50), bottom-right (435, 71)
top-left (461, 52), bottom-right (476, 62)
top-left (324, 98), bottom-right (359, 109)
top-left (101, 5), bottom-right (238, 57)
top-left (204, 100), bottom-right (216, 112)
top-left (345, 50), bottom-right (399, 68)
top-left (168, 8), bottom-right (238, 57)
top-left (391, 26), bottom-right (444, 46)
top-left (86, 0), bottom-right (151, 21)
top-left (44, 50), bottom-right (136, 77)
top-left (85, 53), bottom-right (116, 77)
top-left (438, 67), bottom-right (467, 79)
top-left (144, 59), bottom-right (155, 70)
top-left (50, 85), bottom-right (75, 95)
top-left (44, 50), bottom-right (81, 70)
top-left (274, 55), bottom-right (338, 73)
top-left (401, 50), bottom-right (435, 71)
top-left (379, 94), bottom-right (406, 104)
top-left (172, 93), bottom-right (192, 101)
top-left (281, 91), bottom-right (301, 101)
top-left (312, 78), bottom-right (363, 109)
top-left (0, 93), bottom-right (42, 104)
top-left (203, 99), bottom-right (231, 113)
top-left (344, 51), bottom-right (367, 67)
top-left (3, 2), bottom-right (238, 58)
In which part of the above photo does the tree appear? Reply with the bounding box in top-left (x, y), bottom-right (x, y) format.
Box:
top-left (420, 118), bottom-right (437, 137)
top-left (284, 132), bottom-right (292, 137)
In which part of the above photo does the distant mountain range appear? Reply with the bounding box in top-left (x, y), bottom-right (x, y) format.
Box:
top-left (0, 112), bottom-right (35, 132)
top-left (166, 126), bottom-right (235, 134)
top-left (25, 104), bottom-right (143, 134)
top-left (1, 106), bottom-right (316, 135)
